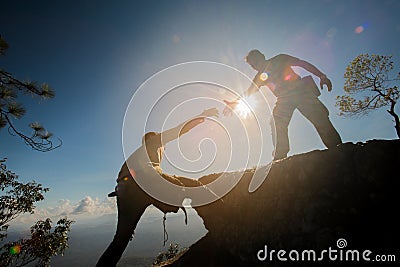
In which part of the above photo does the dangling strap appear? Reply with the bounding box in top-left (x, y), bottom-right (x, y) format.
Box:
top-left (181, 207), bottom-right (188, 225)
top-left (163, 212), bottom-right (168, 246)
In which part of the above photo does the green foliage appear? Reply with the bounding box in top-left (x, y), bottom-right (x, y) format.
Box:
top-left (336, 54), bottom-right (399, 116)
top-left (0, 160), bottom-right (49, 233)
top-left (0, 35), bottom-right (60, 152)
top-left (336, 54), bottom-right (400, 138)
top-left (153, 243), bottom-right (184, 266)
top-left (0, 218), bottom-right (73, 267)
top-left (0, 36), bottom-right (72, 267)
top-left (0, 160), bottom-right (73, 267)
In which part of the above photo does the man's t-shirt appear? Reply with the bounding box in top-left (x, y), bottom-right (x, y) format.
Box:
top-left (118, 117), bottom-right (204, 181)
top-left (253, 54), bottom-right (308, 97)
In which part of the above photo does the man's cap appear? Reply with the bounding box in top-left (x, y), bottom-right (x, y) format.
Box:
top-left (108, 191), bottom-right (117, 197)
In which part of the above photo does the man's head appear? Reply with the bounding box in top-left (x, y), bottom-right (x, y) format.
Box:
top-left (245, 49), bottom-right (265, 71)
top-left (142, 131), bottom-right (158, 145)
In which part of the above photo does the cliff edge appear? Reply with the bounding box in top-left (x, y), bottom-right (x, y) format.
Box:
top-left (166, 139), bottom-right (400, 266)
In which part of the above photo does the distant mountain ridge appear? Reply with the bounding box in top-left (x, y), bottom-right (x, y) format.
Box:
top-left (48, 208), bottom-right (206, 266)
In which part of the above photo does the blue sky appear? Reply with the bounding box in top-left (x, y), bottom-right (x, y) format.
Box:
top-left (1, 0), bottom-right (400, 216)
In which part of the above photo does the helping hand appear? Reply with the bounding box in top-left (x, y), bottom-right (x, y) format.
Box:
top-left (200, 107), bottom-right (219, 118)
top-left (319, 75), bottom-right (332, 92)
top-left (223, 99), bottom-right (238, 116)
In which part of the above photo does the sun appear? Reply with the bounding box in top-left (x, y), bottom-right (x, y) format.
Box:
top-left (235, 96), bottom-right (257, 119)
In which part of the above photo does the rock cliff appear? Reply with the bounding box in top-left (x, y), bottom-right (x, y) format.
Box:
top-left (166, 139), bottom-right (400, 266)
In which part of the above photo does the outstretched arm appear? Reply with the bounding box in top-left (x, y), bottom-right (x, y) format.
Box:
top-left (223, 76), bottom-right (261, 116)
top-left (291, 57), bottom-right (332, 91)
top-left (244, 80), bottom-right (261, 97)
top-left (160, 108), bottom-right (219, 144)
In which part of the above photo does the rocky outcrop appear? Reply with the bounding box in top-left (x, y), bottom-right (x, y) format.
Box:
top-left (167, 140), bottom-right (400, 266)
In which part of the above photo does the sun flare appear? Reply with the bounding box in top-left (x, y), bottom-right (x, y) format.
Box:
top-left (235, 96), bottom-right (257, 119)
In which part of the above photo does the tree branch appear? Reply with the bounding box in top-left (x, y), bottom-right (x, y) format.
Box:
top-left (365, 94), bottom-right (381, 109)
top-left (0, 109), bottom-right (61, 152)
top-left (387, 100), bottom-right (400, 139)
top-left (0, 70), bottom-right (43, 96)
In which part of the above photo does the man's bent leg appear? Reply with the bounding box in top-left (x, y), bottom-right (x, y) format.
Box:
top-left (272, 97), bottom-right (296, 160)
top-left (298, 96), bottom-right (342, 148)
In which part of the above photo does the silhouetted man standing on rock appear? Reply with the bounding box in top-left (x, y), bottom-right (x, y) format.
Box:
top-left (224, 50), bottom-right (342, 160)
top-left (96, 108), bottom-right (218, 267)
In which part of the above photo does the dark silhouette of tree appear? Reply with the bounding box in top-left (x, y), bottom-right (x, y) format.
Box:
top-left (0, 35), bottom-right (61, 152)
top-left (0, 36), bottom-right (72, 266)
top-left (153, 243), bottom-right (184, 266)
top-left (0, 160), bottom-right (73, 267)
top-left (336, 54), bottom-right (400, 138)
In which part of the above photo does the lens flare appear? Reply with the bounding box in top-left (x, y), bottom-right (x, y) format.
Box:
top-left (354, 26), bottom-right (364, 34)
top-left (235, 96), bottom-right (257, 119)
top-left (10, 245), bottom-right (21, 255)
top-left (260, 72), bottom-right (268, 81)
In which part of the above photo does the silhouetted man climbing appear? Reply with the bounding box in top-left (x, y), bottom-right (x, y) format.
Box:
top-left (96, 108), bottom-right (218, 267)
top-left (224, 50), bottom-right (342, 160)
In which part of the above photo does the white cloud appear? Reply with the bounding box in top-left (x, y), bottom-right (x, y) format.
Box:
top-left (72, 196), bottom-right (116, 215)
top-left (12, 196), bottom-right (117, 226)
